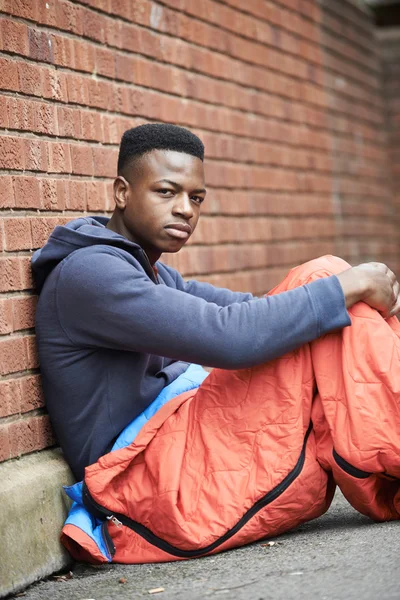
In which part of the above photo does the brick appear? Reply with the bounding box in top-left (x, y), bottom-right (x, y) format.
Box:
top-left (80, 110), bottom-right (103, 141)
top-left (0, 298), bottom-right (14, 334)
top-left (7, 97), bottom-right (35, 132)
top-left (17, 61), bottom-right (43, 95)
top-left (8, 417), bottom-right (38, 457)
top-left (4, 218), bottom-right (33, 252)
top-left (41, 178), bottom-right (68, 211)
top-left (28, 28), bottom-right (53, 63)
top-left (0, 176), bottom-right (15, 209)
top-left (67, 180), bottom-right (87, 211)
top-left (0, 424), bottom-right (10, 462)
top-left (23, 138), bottom-right (48, 172)
top-left (0, 336), bottom-right (31, 376)
top-left (82, 6), bottom-right (106, 42)
top-left (57, 105), bottom-right (82, 139)
top-left (42, 67), bottom-right (68, 102)
top-left (50, 33), bottom-right (75, 69)
top-left (0, 258), bottom-right (32, 293)
top-left (13, 176), bottom-right (41, 209)
top-left (70, 144), bottom-right (94, 175)
top-left (34, 102), bottom-right (58, 135)
top-left (0, 378), bottom-right (22, 418)
top-left (26, 334), bottom-right (39, 369)
top-left (0, 136), bottom-right (24, 170)
top-left (88, 0), bottom-right (111, 13)
top-left (48, 141), bottom-right (72, 173)
top-left (55, 0), bottom-right (83, 35)
top-left (104, 181), bottom-right (114, 211)
top-left (74, 39), bottom-right (96, 72)
top-left (92, 146), bottom-right (118, 177)
top-left (30, 216), bottom-right (61, 249)
top-left (37, 413), bottom-right (56, 446)
top-left (7, 413), bottom-right (56, 458)
top-left (0, 95), bottom-right (9, 128)
top-left (0, 18), bottom-right (29, 55)
top-left (102, 112), bottom-right (135, 144)
top-left (86, 180), bottom-right (107, 211)
top-left (95, 46), bottom-right (116, 78)
top-left (66, 72), bottom-right (90, 105)
top-left (0, 295), bottom-right (36, 335)
top-left (12, 295), bottom-right (37, 332)
top-left (0, 219), bottom-right (6, 253)
top-left (115, 53), bottom-right (142, 87)
top-left (20, 374), bottom-right (44, 413)
top-left (88, 79), bottom-right (114, 110)
top-left (109, 0), bottom-right (133, 22)
top-left (1, 0), bottom-right (39, 20)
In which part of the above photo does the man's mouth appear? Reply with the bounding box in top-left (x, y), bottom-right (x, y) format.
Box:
top-left (164, 223), bottom-right (192, 239)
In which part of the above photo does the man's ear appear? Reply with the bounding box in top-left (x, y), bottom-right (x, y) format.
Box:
top-left (113, 176), bottom-right (129, 210)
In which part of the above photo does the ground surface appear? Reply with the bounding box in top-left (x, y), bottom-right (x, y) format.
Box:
top-left (13, 491), bottom-right (400, 600)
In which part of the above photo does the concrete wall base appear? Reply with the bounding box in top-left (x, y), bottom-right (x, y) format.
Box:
top-left (0, 450), bottom-right (75, 598)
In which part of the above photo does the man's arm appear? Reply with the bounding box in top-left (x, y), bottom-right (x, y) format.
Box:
top-left (157, 262), bottom-right (254, 306)
top-left (56, 247), bottom-right (351, 370)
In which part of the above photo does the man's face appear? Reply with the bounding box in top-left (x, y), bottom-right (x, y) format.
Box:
top-left (115, 150), bottom-right (206, 263)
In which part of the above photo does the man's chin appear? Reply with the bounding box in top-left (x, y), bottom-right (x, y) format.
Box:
top-left (162, 238), bottom-right (190, 254)
top-left (163, 244), bottom-right (187, 254)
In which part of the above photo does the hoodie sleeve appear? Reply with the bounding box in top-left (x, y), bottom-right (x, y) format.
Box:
top-left (56, 247), bottom-right (351, 369)
top-left (158, 263), bottom-right (254, 306)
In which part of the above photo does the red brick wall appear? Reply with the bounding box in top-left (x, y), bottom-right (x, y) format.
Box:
top-left (319, 1), bottom-right (397, 269)
top-left (379, 25), bottom-right (400, 245)
top-left (0, 0), bottom-right (396, 464)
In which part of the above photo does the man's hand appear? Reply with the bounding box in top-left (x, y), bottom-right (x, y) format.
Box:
top-left (337, 262), bottom-right (400, 318)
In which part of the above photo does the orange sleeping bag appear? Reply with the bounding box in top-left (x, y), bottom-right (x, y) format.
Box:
top-left (62, 256), bottom-right (400, 563)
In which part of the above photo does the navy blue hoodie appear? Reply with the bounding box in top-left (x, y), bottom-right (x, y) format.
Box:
top-left (32, 216), bottom-right (351, 479)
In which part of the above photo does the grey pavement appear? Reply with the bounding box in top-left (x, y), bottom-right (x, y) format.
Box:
top-left (13, 491), bottom-right (400, 600)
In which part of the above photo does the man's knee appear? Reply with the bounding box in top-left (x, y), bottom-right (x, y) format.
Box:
top-left (268, 255), bottom-right (352, 295)
top-left (289, 255), bottom-right (351, 286)
top-left (305, 255), bottom-right (351, 275)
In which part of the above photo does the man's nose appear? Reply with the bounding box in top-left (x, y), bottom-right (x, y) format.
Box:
top-left (172, 193), bottom-right (194, 219)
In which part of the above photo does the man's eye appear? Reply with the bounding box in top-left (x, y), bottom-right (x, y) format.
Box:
top-left (158, 189), bottom-right (173, 196)
top-left (192, 196), bottom-right (204, 204)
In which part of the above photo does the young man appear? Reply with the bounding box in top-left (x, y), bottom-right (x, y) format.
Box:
top-left (32, 124), bottom-right (400, 563)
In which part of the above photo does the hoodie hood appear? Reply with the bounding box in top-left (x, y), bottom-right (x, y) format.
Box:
top-left (31, 216), bottom-right (143, 292)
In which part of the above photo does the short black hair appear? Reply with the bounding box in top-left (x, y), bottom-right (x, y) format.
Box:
top-left (117, 123), bottom-right (204, 173)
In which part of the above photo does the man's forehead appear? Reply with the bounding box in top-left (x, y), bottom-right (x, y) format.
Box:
top-left (137, 149), bottom-right (205, 182)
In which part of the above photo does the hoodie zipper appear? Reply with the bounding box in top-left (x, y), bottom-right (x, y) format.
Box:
top-left (332, 449), bottom-right (372, 478)
top-left (82, 423), bottom-right (313, 559)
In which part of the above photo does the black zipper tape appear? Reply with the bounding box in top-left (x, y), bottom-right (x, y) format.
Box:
top-left (83, 423), bottom-right (313, 559)
top-left (101, 520), bottom-right (116, 559)
top-left (332, 449), bottom-right (372, 479)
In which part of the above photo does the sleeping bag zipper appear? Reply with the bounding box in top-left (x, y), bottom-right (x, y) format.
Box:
top-left (101, 520), bottom-right (116, 559)
top-left (332, 449), bottom-right (372, 478)
top-left (82, 423), bottom-right (313, 559)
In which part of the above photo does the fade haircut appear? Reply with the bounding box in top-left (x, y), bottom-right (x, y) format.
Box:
top-left (117, 123), bottom-right (205, 175)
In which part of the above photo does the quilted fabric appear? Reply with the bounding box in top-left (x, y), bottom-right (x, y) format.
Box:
top-left (61, 256), bottom-right (400, 563)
